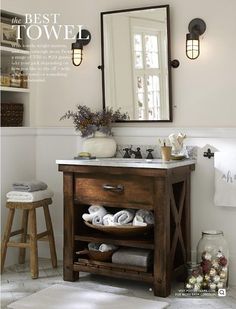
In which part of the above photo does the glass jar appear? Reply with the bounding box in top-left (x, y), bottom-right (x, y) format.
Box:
top-left (197, 230), bottom-right (229, 291)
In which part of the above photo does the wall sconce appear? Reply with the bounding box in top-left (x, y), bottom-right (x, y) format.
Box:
top-left (72, 29), bottom-right (91, 66)
top-left (186, 18), bottom-right (206, 60)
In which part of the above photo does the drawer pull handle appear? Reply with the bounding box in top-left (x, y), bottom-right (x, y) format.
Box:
top-left (103, 184), bottom-right (124, 192)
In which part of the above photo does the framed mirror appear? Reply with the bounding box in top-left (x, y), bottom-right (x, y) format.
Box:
top-left (101, 5), bottom-right (173, 122)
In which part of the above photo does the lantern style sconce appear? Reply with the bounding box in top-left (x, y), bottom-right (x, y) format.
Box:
top-left (72, 29), bottom-right (91, 66)
top-left (186, 18), bottom-right (206, 60)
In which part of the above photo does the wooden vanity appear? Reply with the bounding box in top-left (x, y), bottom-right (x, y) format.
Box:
top-left (57, 159), bottom-right (195, 297)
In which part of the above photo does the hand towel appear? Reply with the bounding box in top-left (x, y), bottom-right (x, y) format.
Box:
top-left (82, 205), bottom-right (107, 222)
top-left (102, 214), bottom-right (115, 226)
top-left (12, 180), bottom-right (48, 192)
top-left (113, 209), bottom-right (135, 225)
top-left (133, 209), bottom-right (154, 226)
top-left (92, 214), bottom-right (105, 225)
top-left (99, 244), bottom-right (118, 252)
top-left (6, 189), bottom-right (53, 203)
top-left (112, 248), bottom-right (153, 268)
top-left (214, 152), bottom-right (236, 207)
top-left (133, 215), bottom-right (147, 227)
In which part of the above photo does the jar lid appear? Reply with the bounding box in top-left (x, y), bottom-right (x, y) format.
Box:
top-left (202, 230), bottom-right (223, 236)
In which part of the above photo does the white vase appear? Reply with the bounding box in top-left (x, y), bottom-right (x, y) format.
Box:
top-left (82, 131), bottom-right (117, 158)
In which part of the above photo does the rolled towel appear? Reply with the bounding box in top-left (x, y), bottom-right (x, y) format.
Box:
top-left (113, 209), bottom-right (135, 225)
top-left (92, 214), bottom-right (105, 225)
top-left (88, 242), bottom-right (100, 251)
top-left (6, 189), bottom-right (53, 203)
top-left (134, 209), bottom-right (154, 225)
top-left (82, 205), bottom-right (107, 222)
top-left (112, 248), bottom-right (153, 268)
top-left (99, 244), bottom-right (118, 252)
top-left (12, 180), bottom-right (47, 192)
top-left (102, 214), bottom-right (115, 226)
top-left (133, 215), bottom-right (147, 227)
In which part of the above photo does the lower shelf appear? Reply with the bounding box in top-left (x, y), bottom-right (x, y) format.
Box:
top-left (74, 260), bottom-right (153, 283)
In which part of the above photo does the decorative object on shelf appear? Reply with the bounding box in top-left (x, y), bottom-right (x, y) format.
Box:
top-left (0, 73), bottom-right (10, 86)
top-left (71, 29), bottom-right (91, 66)
top-left (0, 19), bottom-right (22, 48)
top-left (1, 103), bottom-right (23, 127)
top-left (185, 230), bottom-right (229, 293)
top-left (186, 18), bottom-right (206, 60)
top-left (60, 105), bottom-right (129, 157)
top-left (20, 70), bottom-right (28, 88)
top-left (10, 68), bottom-right (21, 87)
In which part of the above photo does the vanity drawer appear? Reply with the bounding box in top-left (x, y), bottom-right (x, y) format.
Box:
top-left (74, 175), bottom-right (153, 207)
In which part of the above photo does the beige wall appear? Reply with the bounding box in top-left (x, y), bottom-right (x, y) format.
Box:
top-left (2, 0), bottom-right (236, 127)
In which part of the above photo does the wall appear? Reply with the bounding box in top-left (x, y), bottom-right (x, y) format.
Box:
top-left (2, 0), bottom-right (236, 127)
top-left (1, 128), bottom-right (36, 266)
top-left (1, 0), bottom-right (236, 285)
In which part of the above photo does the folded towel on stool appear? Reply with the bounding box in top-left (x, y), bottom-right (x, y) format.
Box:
top-left (12, 180), bottom-right (48, 192)
top-left (112, 248), bottom-right (153, 268)
top-left (82, 205), bottom-right (107, 223)
top-left (113, 209), bottom-right (135, 225)
top-left (6, 189), bottom-right (54, 203)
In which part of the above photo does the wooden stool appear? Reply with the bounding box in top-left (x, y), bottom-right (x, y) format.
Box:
top-left (1, 198), bottom-right (57, 278)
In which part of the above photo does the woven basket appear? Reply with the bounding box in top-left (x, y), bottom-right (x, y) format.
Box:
top-left (1, 103), bottom-right (24, 127)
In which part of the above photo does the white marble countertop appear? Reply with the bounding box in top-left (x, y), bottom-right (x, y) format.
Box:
top-left (56, 158), bottom-right (196, 169)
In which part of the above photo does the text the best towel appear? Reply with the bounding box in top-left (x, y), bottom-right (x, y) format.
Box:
top-left (12, 180), bottom-right (48, 192)
top-left (6, 189), bottom-right (53, 203)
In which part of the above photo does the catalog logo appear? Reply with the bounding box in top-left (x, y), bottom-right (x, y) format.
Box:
top-left (218, 289), bottom-right (226, 297)
top-left (11, 13), bottom-right (87, 41)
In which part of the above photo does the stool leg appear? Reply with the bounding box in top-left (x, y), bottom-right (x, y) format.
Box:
top-left (1, 208), bottom-right (15, 273)
top-left (19, 209), bottom-right (29, 264)
top-left (43, 205), bottom-right (57, 268)
top-left (29, 209), bottom-right (38, 279)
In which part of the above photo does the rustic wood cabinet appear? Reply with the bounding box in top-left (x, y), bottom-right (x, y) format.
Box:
top-left (57, 160), bottom-right (195, 297)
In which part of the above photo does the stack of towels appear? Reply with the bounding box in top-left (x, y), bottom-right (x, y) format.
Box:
top-left (82, 205), bottom-right (154, 226)
top-left (6, 180), bottom-right (53, 203)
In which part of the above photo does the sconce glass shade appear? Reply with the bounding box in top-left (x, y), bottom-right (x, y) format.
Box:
top-left (186, 33), bottom-right (200, 59)
top-left (71, 29), bottom-right (91, 67)
top-left (72, 48), bottom-right (83, 66)
top-left (186, 18), bottom-right (206, 60)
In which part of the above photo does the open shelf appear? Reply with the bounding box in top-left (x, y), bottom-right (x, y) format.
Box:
top-left (74, 232), bottom-right (154, 250)
top-left (1, 86), bottom-right (29, 93)
top-left (0, 46), bottom-right (29, 55)
top-left (73, 261), bottom-right (153, 283)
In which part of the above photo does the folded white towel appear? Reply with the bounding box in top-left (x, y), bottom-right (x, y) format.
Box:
top-left (102, 214), bottom-right (115, 226)
top-left (82, 205), bottom-right (107, 222)
top-left (133, 209), bottom-right (154, 226)
top-left (6, 189), bottom-right (54, 203)
top-left (99, 244), bottom-right (118, 252)
top-left (92, 214), bottom-right (105, 225)
top-left (113, 209), bottom-right (135, 225)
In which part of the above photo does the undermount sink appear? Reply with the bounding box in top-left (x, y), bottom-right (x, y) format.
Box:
top-left (96, 158), bottom-right (167, 164)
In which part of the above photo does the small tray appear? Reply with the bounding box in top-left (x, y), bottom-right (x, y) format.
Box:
top-left (171, 155), bottom-right (186, 160)
top-left (84, 221), bottom-right (153, 236)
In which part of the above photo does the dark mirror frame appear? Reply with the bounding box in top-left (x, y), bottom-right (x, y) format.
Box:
top-left (100, 4), bottom-right (173, 123)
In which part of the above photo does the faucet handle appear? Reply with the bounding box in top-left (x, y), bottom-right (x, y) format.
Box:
top-left (146, 148), bottom-right (154, 159)
top-left (123, 148), bottom-right (131, 158)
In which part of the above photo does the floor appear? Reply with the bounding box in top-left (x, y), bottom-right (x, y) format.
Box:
top-left (1, 259), bottom-right (236, 309)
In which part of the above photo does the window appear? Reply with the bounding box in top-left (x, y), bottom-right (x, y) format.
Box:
top-left (132, 27), bottom-right (167, 120)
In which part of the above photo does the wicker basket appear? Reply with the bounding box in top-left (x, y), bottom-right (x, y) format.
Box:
top-left (1, 103), bottom-right (24, 127)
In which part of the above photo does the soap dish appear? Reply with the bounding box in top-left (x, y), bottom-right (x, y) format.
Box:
top-left (171, 155), bottom-right (186, 160)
